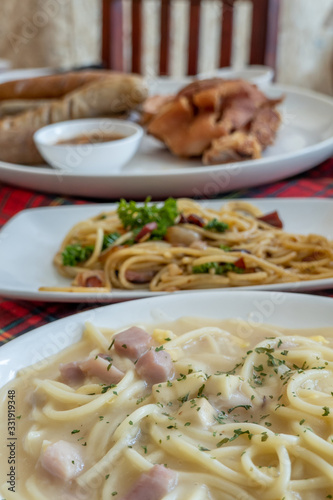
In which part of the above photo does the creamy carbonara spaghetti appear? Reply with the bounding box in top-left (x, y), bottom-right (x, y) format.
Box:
top-left (1, 317), bottom-right (333, 499)
top-left (40, 198), bottom-right (333, 293)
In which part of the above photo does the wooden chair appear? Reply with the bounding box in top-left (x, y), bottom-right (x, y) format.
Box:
top-left (102, 0), bottom-right (280, 76)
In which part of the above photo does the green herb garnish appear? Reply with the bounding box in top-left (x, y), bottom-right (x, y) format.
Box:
top-left (102, 232), bottom-right (121, 250)
top-left (117, 197), bottom-right (178, 240)
top-left (322, 406), bottom-right (330, 416)
top-left (205, 218), bottom-right (228, 233)
top-left (62, 244), bottom-right (94, 266)
top-left (192, 262), bottom-right (244, 275)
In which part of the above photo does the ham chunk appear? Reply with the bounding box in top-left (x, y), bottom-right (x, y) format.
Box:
top-left (79, 355), bottom-right (124, 384)
top-left (59, 362), bottom-right (85, 386)
top-left (120, 465), bottom-right (177, 500)
top-left (135, 349), bottom-right (174, 385)
top-left (114, 327), bottom-right (152, 361)
top-left (40, 440), bottom-right (84, 481)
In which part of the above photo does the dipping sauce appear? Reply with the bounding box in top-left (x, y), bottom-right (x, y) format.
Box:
top-left (56, 132), bottom-right (126, 145)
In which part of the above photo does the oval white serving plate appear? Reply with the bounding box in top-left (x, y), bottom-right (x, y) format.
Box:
top-left (0, 84), bottom-right (332, 199)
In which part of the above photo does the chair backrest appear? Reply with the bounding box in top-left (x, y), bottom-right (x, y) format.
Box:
top-left (102, 0), bottom-right (280, 75)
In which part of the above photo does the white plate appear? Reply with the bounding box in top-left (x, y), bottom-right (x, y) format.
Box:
top-left (0, 66), bottom-right (54, 83)
top-left (1, 290), bottom-right (333, 387)
top-left (0, 84), bottom-right (332, 199)
top-left (0, 198), bottom-right (332, 303)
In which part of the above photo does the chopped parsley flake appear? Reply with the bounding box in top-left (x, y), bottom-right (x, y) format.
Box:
top-left (322, 406), bottom-right (330, 416)
top-left (192, 261), bottom-right (244, 275)
top-left (117, 197), bottom-right (178, 240)
top-left (204, 218), bottom-right (229, 233)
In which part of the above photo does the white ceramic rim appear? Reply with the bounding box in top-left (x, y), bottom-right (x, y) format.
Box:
top-left (33, 118), bottom-right (144, 150)
top-left (1, 290), bottom-right (333, 382)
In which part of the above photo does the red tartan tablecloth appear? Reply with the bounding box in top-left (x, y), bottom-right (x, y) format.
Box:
top-left (0, 158), bottom-right (333, 346)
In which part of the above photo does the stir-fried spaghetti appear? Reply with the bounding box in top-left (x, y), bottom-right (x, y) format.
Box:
top-left (40, 199), bottom-right (333, 293)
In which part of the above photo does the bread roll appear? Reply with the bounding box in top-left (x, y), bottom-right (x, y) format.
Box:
top-left (0, 71), bottom-right (147, 165)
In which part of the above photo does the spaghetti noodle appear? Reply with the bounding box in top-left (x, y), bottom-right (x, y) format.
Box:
top-left (1, 317), bottom-right (332, 499)
top-left (41, 199), bottom-right (333, 292)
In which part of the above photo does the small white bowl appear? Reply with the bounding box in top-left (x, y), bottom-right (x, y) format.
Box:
top-left (198, 65), bottom-right (274, 86)
top-left (33, 119), bottom-right (144, 174)
top-left (148, 76), bottom-right (195, 96)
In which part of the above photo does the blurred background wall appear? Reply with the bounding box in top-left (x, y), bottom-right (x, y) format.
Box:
top-left (0, 0), bottom-right (332, 94)
top-left (0, 0), bottom-right (101, 69)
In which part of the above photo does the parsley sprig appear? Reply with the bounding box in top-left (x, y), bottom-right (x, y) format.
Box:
top-left (117, 197), bottom-right (178, 240)
top-left (192, 262), bottom-right (244, 275)
top-left (62, 244), bottom-right (94, 267)
top-left (204, 218), bottom-right (228, 233)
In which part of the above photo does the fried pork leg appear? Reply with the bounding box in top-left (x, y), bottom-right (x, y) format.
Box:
top-left (203, 106), bottom-right (282, 165)
top-left (145, 78), bottom-right (283, 162)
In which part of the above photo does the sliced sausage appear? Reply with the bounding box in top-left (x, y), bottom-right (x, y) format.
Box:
top-left (125, 269), bottom-right (157, 284)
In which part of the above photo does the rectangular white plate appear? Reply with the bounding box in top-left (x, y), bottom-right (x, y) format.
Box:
top-left (0, 198), bottom-right (332, 302)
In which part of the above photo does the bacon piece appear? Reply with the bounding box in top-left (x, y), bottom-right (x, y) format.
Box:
top-left (135, 349), bottom-right (174, 385)
top-left (72, 270), bottom-right (106, 288)
top-left (233, 257), bottom-right (246, 269)
top-left (59, 362), bottom-right (85, 386)
top-left (178, 213), bottom-right (188, 224)
top-left (120, 464), bottom-right (177, 500)
top-left (125, 269), bottom-right (157, 284)
top-left (40, 440), bottom-right (84, 481)
top-left (79, 355), bottom-right (124, 384)
top-left (186, 214), bottom-right (205, 227)
top-left (135, 222), bottom-right (158, 242)
top-left (257, 210), bottom-right (283, 229)
top-left (302, 251), bottom-right (323, 262)
top-left (114, 326), bottom-right (152, 361)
